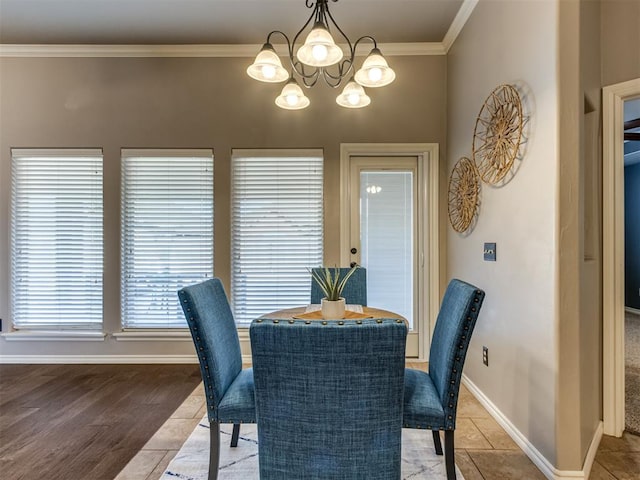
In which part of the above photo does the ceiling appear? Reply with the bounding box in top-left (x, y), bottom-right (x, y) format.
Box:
top-left (0, 0), bottom-right (465, 45)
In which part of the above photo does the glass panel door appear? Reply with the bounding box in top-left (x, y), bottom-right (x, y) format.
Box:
top-left (360, 171), bottom-right (414, 328)
top-left (349, 156), bottom-right (419, 356)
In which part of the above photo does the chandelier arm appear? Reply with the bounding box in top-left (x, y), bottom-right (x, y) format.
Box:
top-left (291, 4), bottom-right (320, 53)
top-left (265, 30), bottom-right (296, 59)
top-left (352, 35), bottom-right (378, 53)
top-left (301, 74), bottom-right (321, 88)
top-left (320, 70), bottom-right (343, 89)
top-left (292, 60), bottom-right (321, 82)
top-left (324, 4), bottom-right (355, 55)
top-left (321, 58), bottom-right (354, 83)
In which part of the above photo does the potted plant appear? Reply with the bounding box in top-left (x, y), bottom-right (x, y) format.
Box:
top-left (309, 265), bottom-right (358, 319)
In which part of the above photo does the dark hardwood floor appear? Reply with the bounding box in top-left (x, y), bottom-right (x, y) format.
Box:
top-left (0, 364), bottom-right (201, 480)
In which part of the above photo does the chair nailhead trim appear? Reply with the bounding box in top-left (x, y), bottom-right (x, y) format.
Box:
top-left (256, 319), bottom-right (263, 323)
top-left (273, 319), bottom-right (279, 324)
top-left (288, 320), bottom-right (295, 324)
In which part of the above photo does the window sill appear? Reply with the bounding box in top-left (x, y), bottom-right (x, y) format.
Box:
top-left (112, 331), bottom-right (193, 342)
top-left (1, 331), bottom-right (106, 342)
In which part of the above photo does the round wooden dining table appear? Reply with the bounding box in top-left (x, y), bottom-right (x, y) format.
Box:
top-left (259, 306), bottom-right (407, 324)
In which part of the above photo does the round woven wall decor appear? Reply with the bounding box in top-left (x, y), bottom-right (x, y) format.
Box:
top-left (472, 84), bottom-right (524, 185)
top-left (448, 157), bottom-right (480, 233)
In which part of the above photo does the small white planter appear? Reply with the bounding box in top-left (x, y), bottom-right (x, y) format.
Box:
top-left (321, 298), bottom-right (346, 319)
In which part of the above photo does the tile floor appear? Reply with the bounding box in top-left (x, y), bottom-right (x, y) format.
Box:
top-left (115, 361), bottom-right (640, 480)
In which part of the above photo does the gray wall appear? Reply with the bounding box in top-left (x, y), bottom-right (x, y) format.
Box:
top-left (625, 163), bottom-right (640, 310)
top-left (0, 55), bottom-right (447, 356)
top-left (446, 0), bottom-right (560, 465)
top-left (601, 0), bottom-right (640, 87)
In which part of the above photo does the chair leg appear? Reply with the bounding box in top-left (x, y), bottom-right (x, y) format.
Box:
top-left (230, 423), bottom-right (240, 447)
top-left (209, 421), bottom-right (220, 480)
top-left (444, 430), bottom-right (456, 480)
top-left (432, 430), bottom-right (443, 455)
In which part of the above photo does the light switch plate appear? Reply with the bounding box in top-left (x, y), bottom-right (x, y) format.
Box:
top-left (484, 243), bottom-right (496, 261)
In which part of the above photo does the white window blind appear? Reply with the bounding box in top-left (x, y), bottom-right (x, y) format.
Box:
top-left (231, 149), bottom-right (323, 326)
top-left (121, 149), bottom-right (213, 329)
top-left (10, 149), bottom-right (104, 330)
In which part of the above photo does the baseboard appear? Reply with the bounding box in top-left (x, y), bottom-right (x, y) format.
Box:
top-left (625, 306), bottom-right (640, 316)
top-left (0, 355), bottom-right (199, 364)
top-left (462, 374), bottom-right (603, 480)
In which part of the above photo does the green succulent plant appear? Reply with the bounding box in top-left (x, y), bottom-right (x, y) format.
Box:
top-left (309, 265), bottom-right (358, 301)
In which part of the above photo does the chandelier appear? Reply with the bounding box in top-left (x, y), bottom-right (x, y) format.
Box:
top-left (247, 0), bottom-right (396, 110)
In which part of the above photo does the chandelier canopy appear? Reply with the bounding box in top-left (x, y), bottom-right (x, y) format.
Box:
top-left (247, 0), bottom-right (396, 110)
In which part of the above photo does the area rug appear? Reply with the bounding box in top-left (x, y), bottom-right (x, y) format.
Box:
top-left (161, 418), bottom-right (464, 479)
top-left (626, 311), bottom-right (640, 435)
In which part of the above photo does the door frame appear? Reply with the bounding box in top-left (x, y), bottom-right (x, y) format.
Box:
top-left (339, 143), bottom-right (439, 360)
top-left (603, 77), bottom-right (640, 437)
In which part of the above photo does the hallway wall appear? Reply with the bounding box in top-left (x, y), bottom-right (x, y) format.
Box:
top-left (446, 0), bottom-right (559, 467)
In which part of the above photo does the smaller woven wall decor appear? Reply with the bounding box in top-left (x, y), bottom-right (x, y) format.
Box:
top-left (448, 156), bottom-right (480, 233)
top-left (472, 84), bottom-right (524, 185)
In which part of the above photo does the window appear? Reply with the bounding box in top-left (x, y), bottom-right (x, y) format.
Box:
top-left (121, 149), bottom-right (213, 329)
top-left (11, 149), bottom-right (103, 330)
top-left (231, 149), bottom-right (323, 325)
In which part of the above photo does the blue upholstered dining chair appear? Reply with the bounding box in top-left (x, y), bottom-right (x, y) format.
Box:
top-left (310, 266), bottom-right (367, 305)
top-left (251, 317), bottom-right (407, 480)
top-left (403, 279), bottom-right (485, 480)
top-left (177, 278), bottom-right (255, 480)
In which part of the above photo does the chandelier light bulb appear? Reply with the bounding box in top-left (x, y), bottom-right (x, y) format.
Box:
top-left (247, 43), bottom-right (289, 83)
top-left (286, 94), bottom-right (299, 107)
top-left (296, 23), bottom-right (343, 67)
top-left (348, 93), bottom-right (360, 106)
top-left (336, 78), bottom-right (371, 109)
top-left (312, 44), bottom-right (329, 62)
top-left (275, 78), bottom-right (310, 110)
top-left (368, 67), bottom-right (383, 83)
top-left (262, 64), bottom-right (276, 80)
top-left (354, 48), bottom-right (396, 88)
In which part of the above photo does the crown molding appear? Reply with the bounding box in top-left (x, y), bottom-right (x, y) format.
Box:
top-left (0, 42), bottom-right (445, 58)
top-left (442, 0), bottom-right (479, 53)
top-left (0, 44), bottom-right (261, 58)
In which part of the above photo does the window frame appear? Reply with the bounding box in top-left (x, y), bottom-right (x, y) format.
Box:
top-left (10, 148), bottom-right (104, 331)
top-left (230, 148), bottom-right (324, 326)
top-left (120, 148), bottom-right (214, 330)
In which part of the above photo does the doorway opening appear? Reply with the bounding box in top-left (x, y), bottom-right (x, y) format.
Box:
top-left (603, 78), bottom-right (640, 437)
